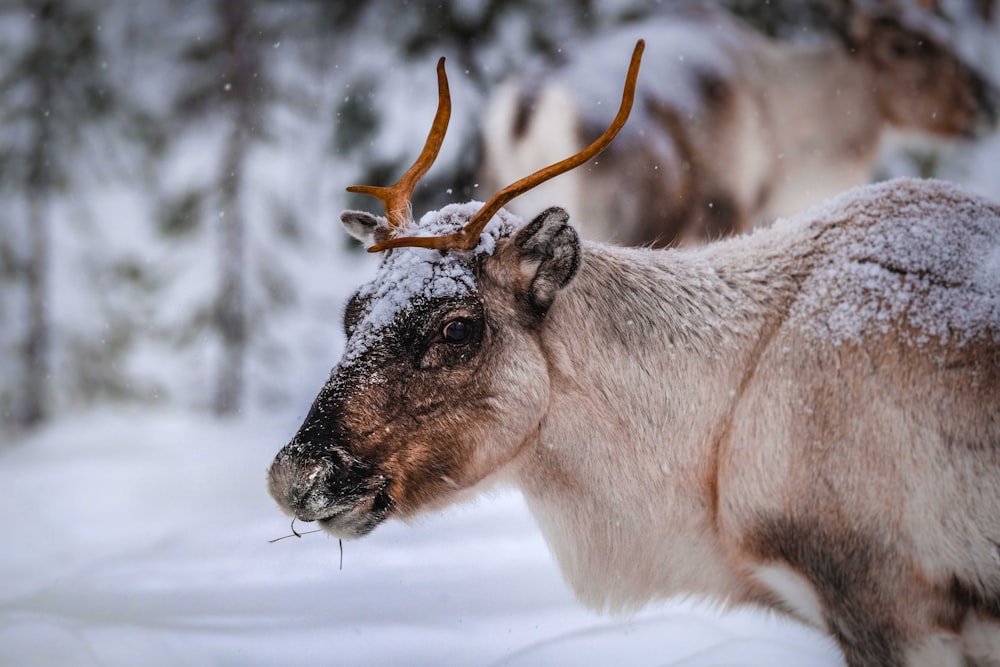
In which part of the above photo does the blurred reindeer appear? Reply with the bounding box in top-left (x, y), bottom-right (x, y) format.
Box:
top-left (480, 4), bottom-right (998, 246)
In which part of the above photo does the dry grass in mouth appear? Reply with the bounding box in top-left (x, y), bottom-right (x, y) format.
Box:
top-left (269, 518), bottom-right (344, 570)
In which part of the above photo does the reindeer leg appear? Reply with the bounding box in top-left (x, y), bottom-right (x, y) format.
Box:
top-left (747, 517), bottom-right (943, 667)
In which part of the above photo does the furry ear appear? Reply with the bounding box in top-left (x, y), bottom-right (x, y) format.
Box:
top-left (341, 211), bottom-right (389, 247)
top-left (513, 207), bottom-right (581, 316)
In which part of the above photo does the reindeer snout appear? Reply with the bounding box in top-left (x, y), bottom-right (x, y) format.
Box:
top-left (267, 446), bottom-right (359, 522)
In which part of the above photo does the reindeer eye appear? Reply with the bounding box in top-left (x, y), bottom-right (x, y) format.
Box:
top-left (891, 42), bottom-right (908, 57)
top-left (441, 318), bottom-right (471, 343)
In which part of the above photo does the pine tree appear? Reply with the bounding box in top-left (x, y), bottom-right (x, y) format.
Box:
top-left (171, 0), bottom-right (283, 416)
top-left (0, 0), bottom-right (116, 429)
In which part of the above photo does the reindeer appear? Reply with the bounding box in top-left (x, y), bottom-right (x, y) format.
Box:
top-left (480, 5), bottom-right (998, 247)
top-left (268, 43), bottom-right (1000, 666)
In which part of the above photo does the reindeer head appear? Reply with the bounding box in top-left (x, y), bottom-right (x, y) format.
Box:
top-left (267, 42), bottom-right (643, 538)
top-left (841, 8), bottom-right (997, 138)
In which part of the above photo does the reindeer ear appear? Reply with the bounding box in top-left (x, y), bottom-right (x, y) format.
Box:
top-left (513, 207), bottom-right (581, 316)
top-left (341, 211), bottom-right (389, 246)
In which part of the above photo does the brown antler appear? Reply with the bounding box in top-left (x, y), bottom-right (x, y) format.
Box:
top-left (347, 57), bottom-right (452, 231)
top-left (368, 39), bottom-right (645, 254)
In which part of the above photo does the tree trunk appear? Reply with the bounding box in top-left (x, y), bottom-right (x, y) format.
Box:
top-left (19, 1), bottom-right (58, 429)
top-left (21, 187), bottom-right (50, 428)
top-left (212, 0), bottom-right (254, 416)
top-left (213, 121), bottom-right (247, 416)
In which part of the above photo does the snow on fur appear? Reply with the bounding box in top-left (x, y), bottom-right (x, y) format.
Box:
top-left (342, 203), bottom-right (526, 366)
top-left (339, 178), bottom-right (1000, 368)
top-left (785, 178), bottom-right (1000, 347)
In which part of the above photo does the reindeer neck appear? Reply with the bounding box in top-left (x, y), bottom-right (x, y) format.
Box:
top-left (514, 233), bottom-right (809, 610)
top-left (759, 40), bottom-right (882, 159)
top-left (544, 237), bottom-right (805, 402)
top-left (748, 42), bottom-right (884, 218)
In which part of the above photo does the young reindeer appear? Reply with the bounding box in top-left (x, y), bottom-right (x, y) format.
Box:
top-left (269, 43), bottom-right (1000, 666)
top-left (480, 5), bottom-right (998, 246)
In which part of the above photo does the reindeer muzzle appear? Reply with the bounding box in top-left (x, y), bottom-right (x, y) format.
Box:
top-left (267, 441), bottom-right (392, 537)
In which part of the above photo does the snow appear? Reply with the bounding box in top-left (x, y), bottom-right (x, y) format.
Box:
top-left (0, 408), bottom-right (843, 667)
top-left (343, 203), bottom-right (524, 365)
top-left (784, 178), bottom-right (1000, 347)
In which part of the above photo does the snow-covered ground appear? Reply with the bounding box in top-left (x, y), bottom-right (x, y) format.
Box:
top-left (0, 408), bottom-right (844, 666)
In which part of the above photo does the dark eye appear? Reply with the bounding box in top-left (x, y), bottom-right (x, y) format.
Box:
top-left (891, 41), bottom-right (908, 57)
top-left (441, 318), bottom-right (471, 343)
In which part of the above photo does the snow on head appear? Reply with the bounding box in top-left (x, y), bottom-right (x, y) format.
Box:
top-left (787, 178), bottom-right (1000, 348)
top-left (342, 202), bottom-right (525, 366)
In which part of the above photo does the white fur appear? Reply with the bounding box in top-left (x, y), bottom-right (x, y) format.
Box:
top-left (482, 82), bottom-right (583, 225)
top-left (905, 635), bottom-right (964, 667)
top-left (751, 564), bottom-right (827, 630)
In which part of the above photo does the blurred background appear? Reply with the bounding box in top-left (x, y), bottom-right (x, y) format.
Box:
top-left (0, 1), bottom-right (997, 665)
top-left (0, 0), bottom-right (997, 429)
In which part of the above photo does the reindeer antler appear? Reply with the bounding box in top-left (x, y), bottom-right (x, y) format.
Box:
top-left (365, 40), bottom-right (644, 254)
top-left (347, 57), bottom-right (452, 232)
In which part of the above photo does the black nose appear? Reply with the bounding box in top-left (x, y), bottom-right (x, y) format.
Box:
top-left (267, 445), bottom-right (360, 522)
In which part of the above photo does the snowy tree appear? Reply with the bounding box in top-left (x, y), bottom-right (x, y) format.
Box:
top-left (0, 0), bottom-right (119, 429)
top-left (0, 0), bottom-right (992, 429)
top-left (167, 0), bottom-right (286, 416)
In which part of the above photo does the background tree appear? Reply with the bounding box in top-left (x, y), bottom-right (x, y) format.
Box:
top-left (0, 0), bottom-right (119, 429)
top-left (0, 0), bottom-right (992, 433)
top-left (170, 0), bottom-right (280, 416)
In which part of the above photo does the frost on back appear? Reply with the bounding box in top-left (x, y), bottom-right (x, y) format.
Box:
top-left (788, 178), bottom-right (1000, 347)
top-left (343, 204), bottom-right (525, 366)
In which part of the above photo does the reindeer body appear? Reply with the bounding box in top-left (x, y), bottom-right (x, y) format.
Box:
top-left (509, 178), bottom-right (1000, 665)
top-left (270, 177), bottom-right (1000, 666)
top-left (481, 9), bottom-right (998, 246)
top-left (269, 41), bottom-right (999, 665)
